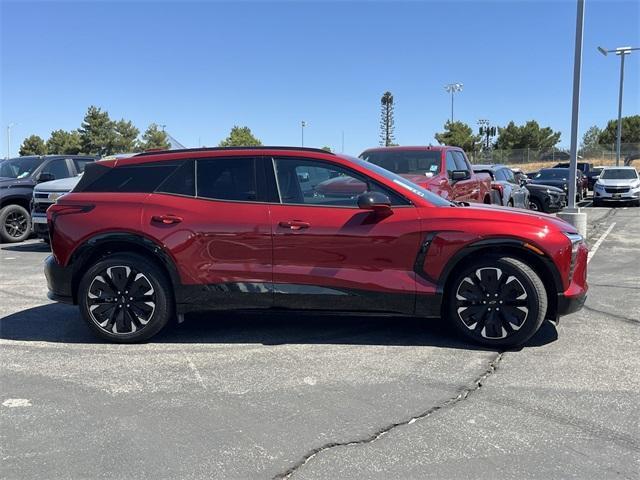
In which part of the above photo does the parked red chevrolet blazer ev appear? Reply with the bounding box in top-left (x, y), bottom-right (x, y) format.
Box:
top-left (45, 147), bottom-right (588, 346)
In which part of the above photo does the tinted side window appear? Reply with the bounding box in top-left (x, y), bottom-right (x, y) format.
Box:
top-left (73, 158), bottom-right (95, 173)
top-left (197, 157), bottom-right (257, 201)
top-left (84, 162), bottom-right (179, 192)
top-left (273, 157), bottom-right (408, 207)
top-left (42, 159), bottom-right (71, 180)
top-left (157, 160), bottom-right (195, 196)
top-left (503, 169), bottom-right (517, 184)
top-left (445, 152), bottom-right (457, 176)
top-left (494, 169), bottom-right (507, 181)
top-left (452, 151), bottom-right (470, 171)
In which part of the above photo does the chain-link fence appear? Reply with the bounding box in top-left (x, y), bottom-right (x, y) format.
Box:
top-left (468, 143), bottom-right (640, 169)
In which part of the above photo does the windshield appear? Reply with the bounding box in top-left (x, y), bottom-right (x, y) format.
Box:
top-left (360, 150), bottom-right (441, 176)
top-left (0, 157), bottom-right (44, 179)
top-left (346, 155), bottom-right (452, 206)
top-left (600, 169), bottom-right (638, 180)
top-left (535, 169), bottom-right (568, 180)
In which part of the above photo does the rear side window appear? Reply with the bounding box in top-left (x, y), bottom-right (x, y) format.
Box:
top-left (83, 162), bottom-right (180, 192)
top-left (157, 160), bottom-right (195, 196)
top-left (73, 158), bottom-right (95, 173)
top-left (197, 157), bottom-right (257, 201)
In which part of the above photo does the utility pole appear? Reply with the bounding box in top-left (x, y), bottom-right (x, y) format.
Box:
top-left (444, 83), bottom-right (463, 123)
top-left (597, 45), bottom-right (639, 165)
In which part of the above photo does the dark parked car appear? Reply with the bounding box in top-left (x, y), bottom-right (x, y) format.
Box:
top-left (0, 155), bottom-right (97, 242)
top-left (553, 162), bottom-right (597, 191)
top-left (45, 147), bottom-right (588, 348)
top-left (472, 164), bottom-right (529, 208)
top-left (525, 184), bottom-right (566, 213)
top-left (529, 168), bottom-right (585, 201)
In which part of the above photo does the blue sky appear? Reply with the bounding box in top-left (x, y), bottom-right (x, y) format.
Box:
top-left (1, 0), bottom-right (639, 156)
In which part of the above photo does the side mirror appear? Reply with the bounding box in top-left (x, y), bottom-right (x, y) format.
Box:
top-left (357, 191), bottom-right (391, 213)
top-left (37, 172), bottom-right (55, 183)
top-left (450, 170), bottom-right (470, 182)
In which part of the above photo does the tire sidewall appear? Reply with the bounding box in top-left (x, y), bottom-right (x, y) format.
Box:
top-left (78, 253), bottom-right (173, 343)
top-left (0, 204), bottom-right (32, 243)
top-left (447, 256), bottom-right (547, 348)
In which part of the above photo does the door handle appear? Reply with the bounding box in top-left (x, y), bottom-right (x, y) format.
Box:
top-left (278, 220), bottom-right (310, 230)
top-left (152, 214), bottom-right (183, 225)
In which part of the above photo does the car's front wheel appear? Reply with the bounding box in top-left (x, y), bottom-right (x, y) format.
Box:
top-left (529, 198), bottom-right (544, 212)
top-left (78, 253), bottom-right (173, 343)
top-left (447, 256), bottom-right (548, 347)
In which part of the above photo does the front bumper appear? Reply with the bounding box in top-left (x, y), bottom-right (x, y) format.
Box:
top-left (557, 291), bottom-right (587, 316)
top-left (594, 188), bottom-right (640, 202)
top-left (44, 255), bottom-right (75, 304)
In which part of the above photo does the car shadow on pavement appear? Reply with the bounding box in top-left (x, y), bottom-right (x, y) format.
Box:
top-left (0, 302), bottom-right (558, 351)
top-left (1, 242), bottom-right (51, 253)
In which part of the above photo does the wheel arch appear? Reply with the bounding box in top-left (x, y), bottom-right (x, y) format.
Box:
top-left (0, 196), bottom-right (31, 212)
top-left (69, 232), bottom-right (181, 304)
top-left (438, 239), bottom-right (563, 322)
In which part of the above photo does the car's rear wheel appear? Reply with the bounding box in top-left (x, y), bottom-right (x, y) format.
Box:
top-left (78, 253), bottom-right (173, 343)
top-left (447, 256), bottom-right (548, 347)
top-left (0, 204), bottom-right (31, 243)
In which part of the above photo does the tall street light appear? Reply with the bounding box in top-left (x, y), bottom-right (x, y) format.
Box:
top-left (597, 45), bottom-right (639, 165)
top-left (301, 120), bottom-right (307, 147)
top-left (444, 83), bottom-right (463, 124)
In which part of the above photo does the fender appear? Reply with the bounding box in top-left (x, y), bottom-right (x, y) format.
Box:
top-left (69, 231), bottom-right (183, 290)
top-left (417, 234), bottom-right (564, 295)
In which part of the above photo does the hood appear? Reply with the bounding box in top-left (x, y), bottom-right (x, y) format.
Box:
top-left (34, 175), bottom-right (82, 192)
top-left (437, 202), bottom-right (577, 233)
top-left (597, 178), bottom-right (639, 187)
top-left (530, 179), bottom-right (568, 189)
top-left (525, 183), bottom-right (565, 194)
top-left (0, 177), bottom-right (35, 189)
top-left (398, 173), bottom-right (437, 185)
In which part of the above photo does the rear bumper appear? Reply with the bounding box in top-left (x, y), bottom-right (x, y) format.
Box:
top-left (44, 255), bottom-right (75, 304)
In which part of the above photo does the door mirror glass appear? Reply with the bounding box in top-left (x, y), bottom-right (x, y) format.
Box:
top-left (450, 170), bottom-right (469, 182)
top-left (357, 192), bottom-right (391, 212)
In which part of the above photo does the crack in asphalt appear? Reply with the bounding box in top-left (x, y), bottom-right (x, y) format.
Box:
top-left (582, 304), bottom-right (639, 324)
top-left (273, 352), bottom-right (504, 480)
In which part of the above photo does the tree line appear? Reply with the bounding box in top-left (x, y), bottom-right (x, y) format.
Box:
top-left (18, 106), bottom-right (171, 156)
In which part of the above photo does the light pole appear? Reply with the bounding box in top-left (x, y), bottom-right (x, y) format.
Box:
top-left (301, 121), bottom-right (307, 147)
top-left (444, 83), bottom-right (463, 124)
top-left (597, 45), bottom-right (639, 165)
top-left (6, 123), bottom-right (15, 159)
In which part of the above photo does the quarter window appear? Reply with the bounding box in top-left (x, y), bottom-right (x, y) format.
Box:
top-left (273, 158), bottom-right (408, 207)
top-left (196, 157), bottom-right (257, 201)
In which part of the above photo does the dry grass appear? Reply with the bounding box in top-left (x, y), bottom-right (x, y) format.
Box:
top-left (508, 157), bottom-right (619, 173)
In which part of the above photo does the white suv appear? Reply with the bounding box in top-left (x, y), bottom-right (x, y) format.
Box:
top-left (593, 166), bottom-right (640, 207)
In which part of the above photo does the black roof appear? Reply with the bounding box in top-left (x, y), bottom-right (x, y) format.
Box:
top-left (134, 146), bottom-right (335, 157)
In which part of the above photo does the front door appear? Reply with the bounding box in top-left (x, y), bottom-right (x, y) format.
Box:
top-left (267, 156), bottom-right (422, 314)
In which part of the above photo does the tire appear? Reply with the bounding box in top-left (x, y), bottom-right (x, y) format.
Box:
top-left (0, 204), bottom-right (31, 243)
top-left (529, 198), bottom-right (543, 212)
top-left (446, 256), bottom-right (548, 348)
top-left (78, 253), bottom-right (174, 343)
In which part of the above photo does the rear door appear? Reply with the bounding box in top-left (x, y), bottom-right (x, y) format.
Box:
top-left (142, 157), bottom-right (273, 309)
top-left (266, 156), bottom-right (422, 314)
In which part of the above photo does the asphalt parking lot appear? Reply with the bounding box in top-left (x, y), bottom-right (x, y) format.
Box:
top-left (1, 206), bottom-right (638, 480)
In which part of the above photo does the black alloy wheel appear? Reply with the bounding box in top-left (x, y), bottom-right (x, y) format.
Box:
top-left (78, 253), bottom-right (173, 342)
top-left (448, 257), bottom-right (547, 347)
top-left (0, 204), bottom-right (31, 243)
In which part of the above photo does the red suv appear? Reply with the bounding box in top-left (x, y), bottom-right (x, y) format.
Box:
top-left (45, 147), bottom-right (588, 346)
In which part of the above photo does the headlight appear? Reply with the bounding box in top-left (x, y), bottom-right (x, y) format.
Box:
top-left (594, 183), bottom-right (604, 190)
top-left (563, 232), bottom-right (584, 282)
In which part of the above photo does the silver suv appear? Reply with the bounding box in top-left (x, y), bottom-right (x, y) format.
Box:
top-left (593, 166), bottom-right (640, 207)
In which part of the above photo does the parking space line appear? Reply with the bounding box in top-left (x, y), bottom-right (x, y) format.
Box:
top-left (587, 223), bottom-right (616, 264)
